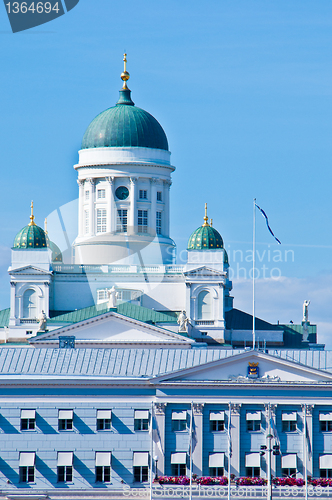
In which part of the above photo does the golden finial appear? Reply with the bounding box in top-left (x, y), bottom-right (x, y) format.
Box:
top-left (44, 217), bottom-right (48, 234)
top-left (202, 203), bottom-right (210, 227)
top-left (210, 218), bottom-right (213, 227)
top-left (29, 200), bottom-right (36, 226)
top-left (121, 53), bottom-right (130, 89)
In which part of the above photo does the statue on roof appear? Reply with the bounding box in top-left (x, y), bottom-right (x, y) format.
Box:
top-left (38, 310), bottom-right (47, 331)
top-left (107, 286), bottom-right (118, 309)
top-left (177, 310), bottom-right (189, 333)
top-left (303, 300), bottom-right (310, 323)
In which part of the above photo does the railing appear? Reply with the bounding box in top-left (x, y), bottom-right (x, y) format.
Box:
top-left (53, 264), bottom-right (184, 274)
top-left (20, 319), bottom-right (38, 324)
top-left (195, 320), bottom-right (214, 326)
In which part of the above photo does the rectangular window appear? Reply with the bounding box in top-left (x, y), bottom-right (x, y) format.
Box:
top-left (282, 468), bottom-right (296, 478)
top-left (97, 189), bottom-right (106, 199)
top-left (134, 410), bottom-right (149, 431)
top-left (320, 421), bottom-right (332, 432)
top-left (96, 209), bottom-right (107, 233)
top-left (210, 411), bottom-right (225, 432)
top-left (138, 210), bottom-right (148, 233)
top-left (282, 420), bottom-right (297, 432)
top-left (20, 466), bottom-right (34, 483)
top-left (246, 411), bottom-right (261, 432)
top-left (157, 191), bottom-right (162, 202)
top-left (97, 410), bottom-right (112, 430)
top-left (209, 467), bottom-right (224, 477)
top-left (172, 410), bottom-right (187, 431)
top-left (139, 190), bottom-right (147, 200)
top-left (156, 211), bottom-right (162, 235)
top-left (134, 466), bottom-right (149, 482)
top-left (85, 191), bottom-right (90, 200)
top-left (96, 466), bottom-right (111, 483)
top-left (84, 210), bottom-right (89, 234)
top-left (58, 466), bottom-right (73, 482)
top-left (171, 463), bottom-right (186, 477)
top-left (21, 409), bottom-right (35, 431)
top-left (246, 467), bottom-right (260, 478)
top-left (320, 469), bottom-right (332, 478)
top-left (116, 209), bottom-right (128, 233)
top-left (58, 410), bottom-right (73, 431)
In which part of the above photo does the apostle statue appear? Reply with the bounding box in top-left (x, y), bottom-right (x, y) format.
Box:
top-left (38, 310), bottom-right (47, 331)
top-left (107, 286), bottom-right (118, 308)
top-left (177, 310), bottom-right (189, 333)
top-left (303, 300), bottom-right (310, 323)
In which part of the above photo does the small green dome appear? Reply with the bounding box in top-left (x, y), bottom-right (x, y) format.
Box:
top-left (13, 224), bottom-right (47, 250)
top-left (187, 225), bottom-right (224, 250)
top-left (224, 249), bottom-right (229, 265)
top-left (81, 88), bottom-right (169, 151)
top-left (45, 234), bottom-right (62, 262)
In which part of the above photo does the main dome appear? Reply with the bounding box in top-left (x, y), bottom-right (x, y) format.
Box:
top-left (81, 88), bottom-right (169, 151)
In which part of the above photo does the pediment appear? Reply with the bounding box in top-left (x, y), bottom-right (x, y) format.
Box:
top-left (30, 311), bottom-right (193, 347)
top-left (152, 351), bottom-right (332, 383)
top-left (184, 266), bottom-right (225, 278)
top-left (9, 265), bottom-right (51, 275)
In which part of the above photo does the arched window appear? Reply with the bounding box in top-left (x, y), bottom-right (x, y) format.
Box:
top-left (197, 290), bottom-right (212, 320)
top-left (23, 289), bottom-right (37, 319)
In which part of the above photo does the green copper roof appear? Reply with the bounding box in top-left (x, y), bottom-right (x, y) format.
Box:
top-left (0, 309), bottom-right (10, 328)
top-left (13, 224), bottom-right (47, 250)
top-left (45, 235), bottom-right (62, 262)
top-left (48, 301), bottom-right (176, 326)
top-left (81, 88), bottom-right (169, 151)
top-left (187, 225), bottom-right (224, 250)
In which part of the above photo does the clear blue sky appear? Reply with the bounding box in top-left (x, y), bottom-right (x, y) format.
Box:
top-left (0, 0), bottom-right (331, 345)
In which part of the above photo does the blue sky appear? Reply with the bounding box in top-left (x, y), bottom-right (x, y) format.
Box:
top-left (0, 0), bottom-right (331, 345)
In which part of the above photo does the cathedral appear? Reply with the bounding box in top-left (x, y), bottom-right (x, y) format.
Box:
top-left (0, 56), bottom-right (318, 350)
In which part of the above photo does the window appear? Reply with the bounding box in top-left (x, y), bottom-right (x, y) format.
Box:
top-left (197, 290), bottom-right (211, 320)
top-left (172, 410), bottom-right (187, 431)
top-left (97, 189), bottom-right (106, 199)
top-left (25, 331), bottom-right (33, 335)
top-left (58, 410), bottom-right (73, 430)
top-left (139, 190), bottom-right (147, 200)
top-left (171, 453), bottom-right (187, 477)
top-left (133, 452), bottom-right (149, 482)
top-left (23, 289), bottom-right (37, 319)
top-left (84, 210), bottom-right (89, 234)
top-left (156, 211), bottom-right (162, 235)
top-left (85, 191), bottom-right (90, 201)
top-left (282, 468), bottom-right (296, 477)
top-left (209, 453), bottom-right (224, 477)
top-left (138, 210), bottom-right (148, 233)
top-left (210, 411), bottom-right (225, 432)
top-left (96, 209), bottom-right (107, 233)
top-left (320, 413), bottom-right (332, 432)
top-left (57, 452), bottom-right (73, 482)
top-left (19, 453), bottom-right (35, 483)
top-left (320, 455), bottom-right (332, 477)
top-left (320, 469), bottom-right (332, 478)
top-left (282, 412), bottom-right (297, 432)
top-left (21, 409), bottom-right (35, 431)
top-left (95, 452), bottom-right (111, 483)
top-left (246, 411), bottom-right (261, 432)
top-left (134, 410), bottom-right (149, 431)
top-left (97, 410), bottom-right (111, 430)
top-left (246, 467), bottom-right (260, 478)
top-left (157, 191), bottom-right (162, 202)
top-left (116, 209), bottom-right (128, 233)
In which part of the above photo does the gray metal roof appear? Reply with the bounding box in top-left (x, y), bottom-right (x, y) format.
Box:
top-left (0, 348), bottom-right (330, 378)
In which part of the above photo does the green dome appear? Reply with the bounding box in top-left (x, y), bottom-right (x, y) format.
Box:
top-left (45, 234), bottom-right (62, 262)
top-left (13, 224), bottom-right (47, 250)
top-left (81, 88), bottom-right (169, 151)
top-left (187, 225), bottom-right (224, 250)
top-left (224, 249), bottom-right (229, 265)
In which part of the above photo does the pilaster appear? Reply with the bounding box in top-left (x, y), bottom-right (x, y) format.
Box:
top-left (302, 404), bottom-right (313, 479)
top-left (154, 403), bottom-right (166, 476)
top-left (106, 177), bottom-right (115, 233)
top-left (150, 178), bottom-right (158, 235)
top-left (129, 177), bottom-right (138, 232)
top-left (163, 179), bottom-right (171, 237)
top-left (88, 178), bottom-right (95, 236)
top-left (77, 179), bottom-right (84, 237)
top-left (230, 403), bottom-right (241, 477)
top-left (192, 403), bottom-right (204, 476)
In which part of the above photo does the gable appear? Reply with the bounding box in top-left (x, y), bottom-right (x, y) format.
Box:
top-left (184, 266), bottom-right (225, 278)
top-left (153, 351), bottom-right (332, 383)
top-left (9, 265), bottom-right (51, 275)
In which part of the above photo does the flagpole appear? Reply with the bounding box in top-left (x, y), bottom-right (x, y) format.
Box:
top-left (253, 198), bottom-right (256, 350)
top-left (228, 402), bottom-right (231, 500)
top-left (304, 404), bottom-right (308, 500)
top-left (189, 402), bottom-right (193, 500)
top-left (149, 402), bottom-right (153, 500)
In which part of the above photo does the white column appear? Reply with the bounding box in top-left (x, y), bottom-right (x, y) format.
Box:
top-left (9, 282), bottom-right (16, 325)
top-left (106, 177), bottom-right (115, 233)
top-left (129, 177), bottom-right (138, 233)
top-left (43, 281), bottom-right (50, 317)
top-left (163, 179), bottom-right (171, 237)
top-left (270, 405), bottom-right (277, 478)
top-left (77, 179), bottom-right (84, 237)
top-left (192, 403), bottom-right (204, 476)
top-left (88, 178), bottom-right (95, 236)
top-left (230, 404), bottom-right (241, 477)
top-left (154, 403), bottom-right (166, 476)
top-left (150, 178), bottom-right (158, 235)
top-left (302, 404), bottom-right (313, 480)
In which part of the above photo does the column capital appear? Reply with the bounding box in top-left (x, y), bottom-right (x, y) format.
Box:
top-left (105, 176), bottom-right (115, 185)
top-left (130, 177), bottom-right (138, 184)
top-left (87, 178), bottom-right (95, 186)
top-left (264, 403), bottom-right (277, 417)
top-left (231, 403), bottom-right (241, 415)
top-left (77, 179), bottom-right (84, 187)
top-left (10, 282), bottom-right (16, 288)
top-left (302, 404), bottom-right (314, 416)
top-left (193, 403), bottom-right (204, 415)
top-left (154, 403), bottom-right (166, 415)
top-left (150, 177), bottom-right (159, 185)
top-left (163, 179), bottom-right (172, 189)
